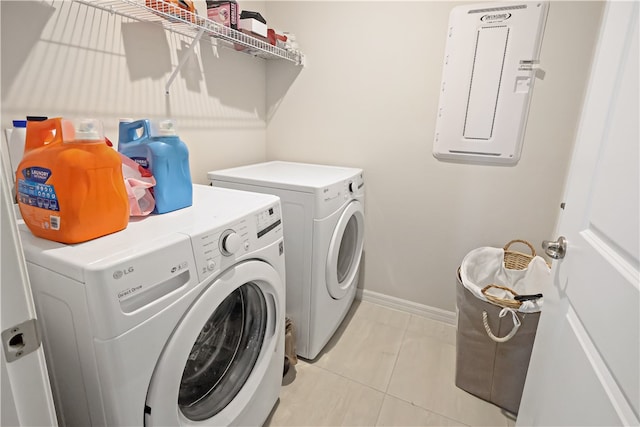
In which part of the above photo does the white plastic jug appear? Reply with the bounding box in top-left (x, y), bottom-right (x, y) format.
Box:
top-left (8, 120), bottom-right (27, 178)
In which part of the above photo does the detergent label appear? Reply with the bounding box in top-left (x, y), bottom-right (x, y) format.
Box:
top-left (23, 166), bottom-right (51, 183)
top-left (17, 167), bottom-right (60, 212)
top-left (130, 157), bottom-right (149, 169)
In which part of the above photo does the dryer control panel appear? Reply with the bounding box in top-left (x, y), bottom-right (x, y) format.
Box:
top-left (346, 172), bottom-right (365, 197)
top-left (316, 172), bottom-right (364, 218)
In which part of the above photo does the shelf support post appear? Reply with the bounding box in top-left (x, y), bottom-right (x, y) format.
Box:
top-left (165, 27), bottom-right (206, 94)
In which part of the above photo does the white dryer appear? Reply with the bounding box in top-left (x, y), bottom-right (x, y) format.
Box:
top-left (208, 161), bottom-right (365, 360)
top-left (18, 185), bottom-right (285, 426)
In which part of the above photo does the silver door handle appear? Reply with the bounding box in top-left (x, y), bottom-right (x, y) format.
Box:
top-left (542, 236), bottom-right (567, 259)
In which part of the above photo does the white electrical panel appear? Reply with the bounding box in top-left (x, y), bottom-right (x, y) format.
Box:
top-left (433, 2), bottom-right (549, 165)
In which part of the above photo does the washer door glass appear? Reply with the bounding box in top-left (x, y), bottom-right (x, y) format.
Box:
top-left (178, 282), bottom-right (267, 421)
top-left (326, 201), bottom-right (365, 300)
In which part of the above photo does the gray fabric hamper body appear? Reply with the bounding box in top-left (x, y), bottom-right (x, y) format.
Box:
top-left (455, 271), bottom-right (540, 414)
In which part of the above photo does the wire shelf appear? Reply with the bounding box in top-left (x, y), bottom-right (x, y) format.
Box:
top-left (74, 0), bottom-right (304, 65)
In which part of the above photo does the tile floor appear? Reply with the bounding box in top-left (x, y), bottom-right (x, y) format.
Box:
top-left (264, 300), bottom-right (517, 427)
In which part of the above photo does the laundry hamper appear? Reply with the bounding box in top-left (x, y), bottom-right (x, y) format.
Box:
top-left (455, 240), bottom-right (549, 414)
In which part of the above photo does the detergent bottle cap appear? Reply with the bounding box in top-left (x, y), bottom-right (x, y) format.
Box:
top-left (13, 120), bottom-right (27, 128)
top-left (26, 116), bottom-right (48, 122)
top-left (150, 119), bottom-right (177, 137)
top-left (73, 119), bottom-right (104, 142)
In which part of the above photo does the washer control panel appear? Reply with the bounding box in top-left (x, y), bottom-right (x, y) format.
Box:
top-left (219, 229), bottom-right (242, 256)
top-left (257, 204), bottom-right (282, 239)
top-left (191, 221), bottom-right (249, 281)
top-left (189, 201), bottom-right (282, 282)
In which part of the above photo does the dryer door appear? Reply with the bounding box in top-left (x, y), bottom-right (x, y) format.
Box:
top-left (144, 260), bottom-right (283, 426)
top-left (326, 200), bottom-right (365, 299)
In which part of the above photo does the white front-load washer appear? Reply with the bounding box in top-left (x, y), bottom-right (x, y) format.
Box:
top-left (18, 185), bottom-right (285, 426)
top-left (208, 161), bottom-right (365, 360)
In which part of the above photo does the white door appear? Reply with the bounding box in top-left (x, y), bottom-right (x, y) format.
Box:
top-left (1, 134), bottom-right (58, 426)
top-left (517, 2), bottom-right (639, 425)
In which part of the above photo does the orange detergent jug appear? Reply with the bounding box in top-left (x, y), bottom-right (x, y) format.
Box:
top-left (16, 118), bottom-right (129, 244)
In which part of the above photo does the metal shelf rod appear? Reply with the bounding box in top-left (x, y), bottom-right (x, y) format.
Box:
top-left (165, 27), bottom-right (205, 94)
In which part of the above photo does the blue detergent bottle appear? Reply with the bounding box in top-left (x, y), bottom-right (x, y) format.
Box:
top-left (118, 119), bottom-right (193, 214)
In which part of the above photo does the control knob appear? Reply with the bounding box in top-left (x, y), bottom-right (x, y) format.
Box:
top-left (220, 230), bottom-right (242, 256)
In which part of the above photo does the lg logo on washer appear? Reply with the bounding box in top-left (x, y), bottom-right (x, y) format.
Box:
top-left (113, 262), bottom-right (188, 278)
top-left (113, 266), bottom-right (135, 280)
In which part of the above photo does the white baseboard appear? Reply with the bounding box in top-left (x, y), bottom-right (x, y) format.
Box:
top-left (356, 289), bottom-right (457, 326)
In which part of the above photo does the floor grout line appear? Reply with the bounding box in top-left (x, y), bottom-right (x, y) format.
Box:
top-left (389, 394), bottom-right (474, 427)
top-left (272, 301), bottom-right (513, 427)
top-left (382, 313), bottom-right (412, 395)
top-left (303, 357), bottom-right (392, 396)
top-left (373, 312), bottom-right (413, 426)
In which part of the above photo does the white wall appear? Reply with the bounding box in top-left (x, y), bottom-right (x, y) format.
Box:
top-left (1, 0), bottom-right (269, 184)
top-left (265, 2), bottom-right (604, 312)
top-left (1, 1), bottom-right (604, 314)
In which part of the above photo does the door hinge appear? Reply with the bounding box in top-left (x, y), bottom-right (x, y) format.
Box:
top-left (2, 319), bottom-right (41, 363)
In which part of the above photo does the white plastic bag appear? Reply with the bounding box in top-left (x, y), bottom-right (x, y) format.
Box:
top-left (460, 246), bottom-right (550, 313)
top-left (118, 152), bottom-right (156, 216)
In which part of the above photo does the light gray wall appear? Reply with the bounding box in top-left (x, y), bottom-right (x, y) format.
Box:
top-left (1, 0), bottom-right (269, 184)
top-left (265, 2), bottom-right (605, 312)
top-left (1, 1), bottom-right (604, 313)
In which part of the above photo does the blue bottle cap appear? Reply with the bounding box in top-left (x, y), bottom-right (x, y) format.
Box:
top-left (13, 120), bottom-right (27, 127)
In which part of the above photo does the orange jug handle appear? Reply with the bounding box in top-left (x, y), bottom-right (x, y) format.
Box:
top-left (24, 118), bottom-right (70, 153)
